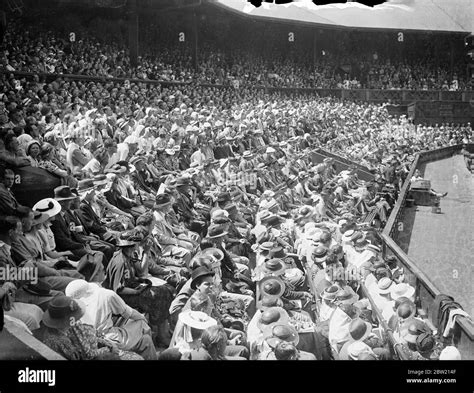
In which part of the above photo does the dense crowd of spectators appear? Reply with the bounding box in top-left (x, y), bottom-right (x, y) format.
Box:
top-left (0, 9), bottom-right (471, 90)
top-left (0, 5), bottom-right (470, 362)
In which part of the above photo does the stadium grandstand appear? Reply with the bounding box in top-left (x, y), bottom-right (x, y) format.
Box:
top-left (0, 0), bottom-right (473, 367)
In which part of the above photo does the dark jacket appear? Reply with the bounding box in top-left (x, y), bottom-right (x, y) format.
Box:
top-left (50, 213), bottom-right (86, 257)
top-left (78, 201), bottom-right (106, 237)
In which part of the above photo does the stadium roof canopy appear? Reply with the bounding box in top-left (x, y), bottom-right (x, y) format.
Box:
top-left (211, 0), bottom-right (473, 34)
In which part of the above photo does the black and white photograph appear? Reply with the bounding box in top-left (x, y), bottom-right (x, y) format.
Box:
top-left (0, 0), bottom-right (473, 392)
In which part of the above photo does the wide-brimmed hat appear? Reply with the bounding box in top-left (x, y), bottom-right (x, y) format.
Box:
top-left (261, 258), bottom-right (286, 276)
top-left (257, 307), bottom-right (289, 333)
top-left (190, 266), bottom-right (215, 290)
top-left (259, 276), bottom-right (286, 298)
top-left (318, 231), bottom-right (332, 245)
top-left (206, 225), bottom-right (228, 239)
top-left (54, 186), bottom-right (77, 201)
top-left (347, 341), bottom-right (372, 360)
top-left (416, 332), bottom-right (435, 353)
top-left (439, 346), bottom-right (461, 360)
top-left (341, 229), bottom-right (355, 242)
top-left (396, 300), bottom-right (417, 320)
top-left (242, 151), bottom-right (254, 159)
top-left (377, 277), bottom-right (394, 295)
top-left (349, 318), bottom-right (373, 341)
top-left (65, 279), bottom-right (96, 299)
top-left (390, 283), bottom-right (415, 301)
top-left (404, 319), bottom-right (429, 344)
top-left (335, 286), bottom-right (360, 305)
top-left (178, 310), bottom-right (217, 330)
top-left (258, 241), bottom-right (275, 253)
top-left (33, 198), bottom-right (61, 218)
top-left (265, 324), bottom-right (300, 349)
top-left (31, 211), bottom-right (49, 226)
top-left (269, 247), bottom-right (287, 260)
top-left (154, 193), bottom-right (173, 208)
top-left (42, 295), bottom-right (86, 329)
top-left (312, 246), bottom-right (329, 264)
top-left (320, 285), bottom-right (340, 302)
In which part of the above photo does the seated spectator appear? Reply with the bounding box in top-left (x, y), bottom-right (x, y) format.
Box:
top-left (0, 168), bottom-right (29, 218)
top-left (102, 237), bottom-right (174, 347)
top-left (65, 279), bottom-right (156, 360)
top-left (25, 140), bottom-right (41, 167)
top-left (34, 295), bottom-right (125, 360)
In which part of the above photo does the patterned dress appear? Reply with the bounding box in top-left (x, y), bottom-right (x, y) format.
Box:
top-left (36, 323), bottom-right (142, 360)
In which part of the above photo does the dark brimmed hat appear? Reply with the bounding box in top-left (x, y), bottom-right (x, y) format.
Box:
top-left (206, 225), bottom-right (228, 239)
top-left (349, 318), bottom-right (372, 341)
top-left (54, 186), bottom-right (77, 201)
top-left (257, 307), bottom-right (289, 333)
top-left (265, 324), bottom-right (300, 349)
top-left (259, 276), bottom-right (286, 298)
top-left (269, 247), bottom-right (287, 259)
top-left (259, 241), bottom-right (275, 253)
top-left (42, 295), bottom-right (86, 329)
top-left (190, 266), bottom-right (215, 290)
top-left (416, 333), bottom-right (435, 353)
top-left (262, 258), bottom-right (286, 276)
top-left (405, 319), bottom-right (429, 344)
top-left (335, 286), bottom-right (360, 305)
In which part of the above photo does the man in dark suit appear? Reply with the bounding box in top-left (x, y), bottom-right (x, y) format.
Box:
top-left (77, 179), bottom-right (117, 245)
top-left (65, 185), bottom-right (115, 265)
top-left (50, 186), bottom-right (105, 281)
top-left (173, 176), bottom-right (206, 237)
top-left (213, 136), bottom-right (234, 160)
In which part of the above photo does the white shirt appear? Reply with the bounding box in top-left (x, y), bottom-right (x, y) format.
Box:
top-left (117, 143), bottom-right (129, 162)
